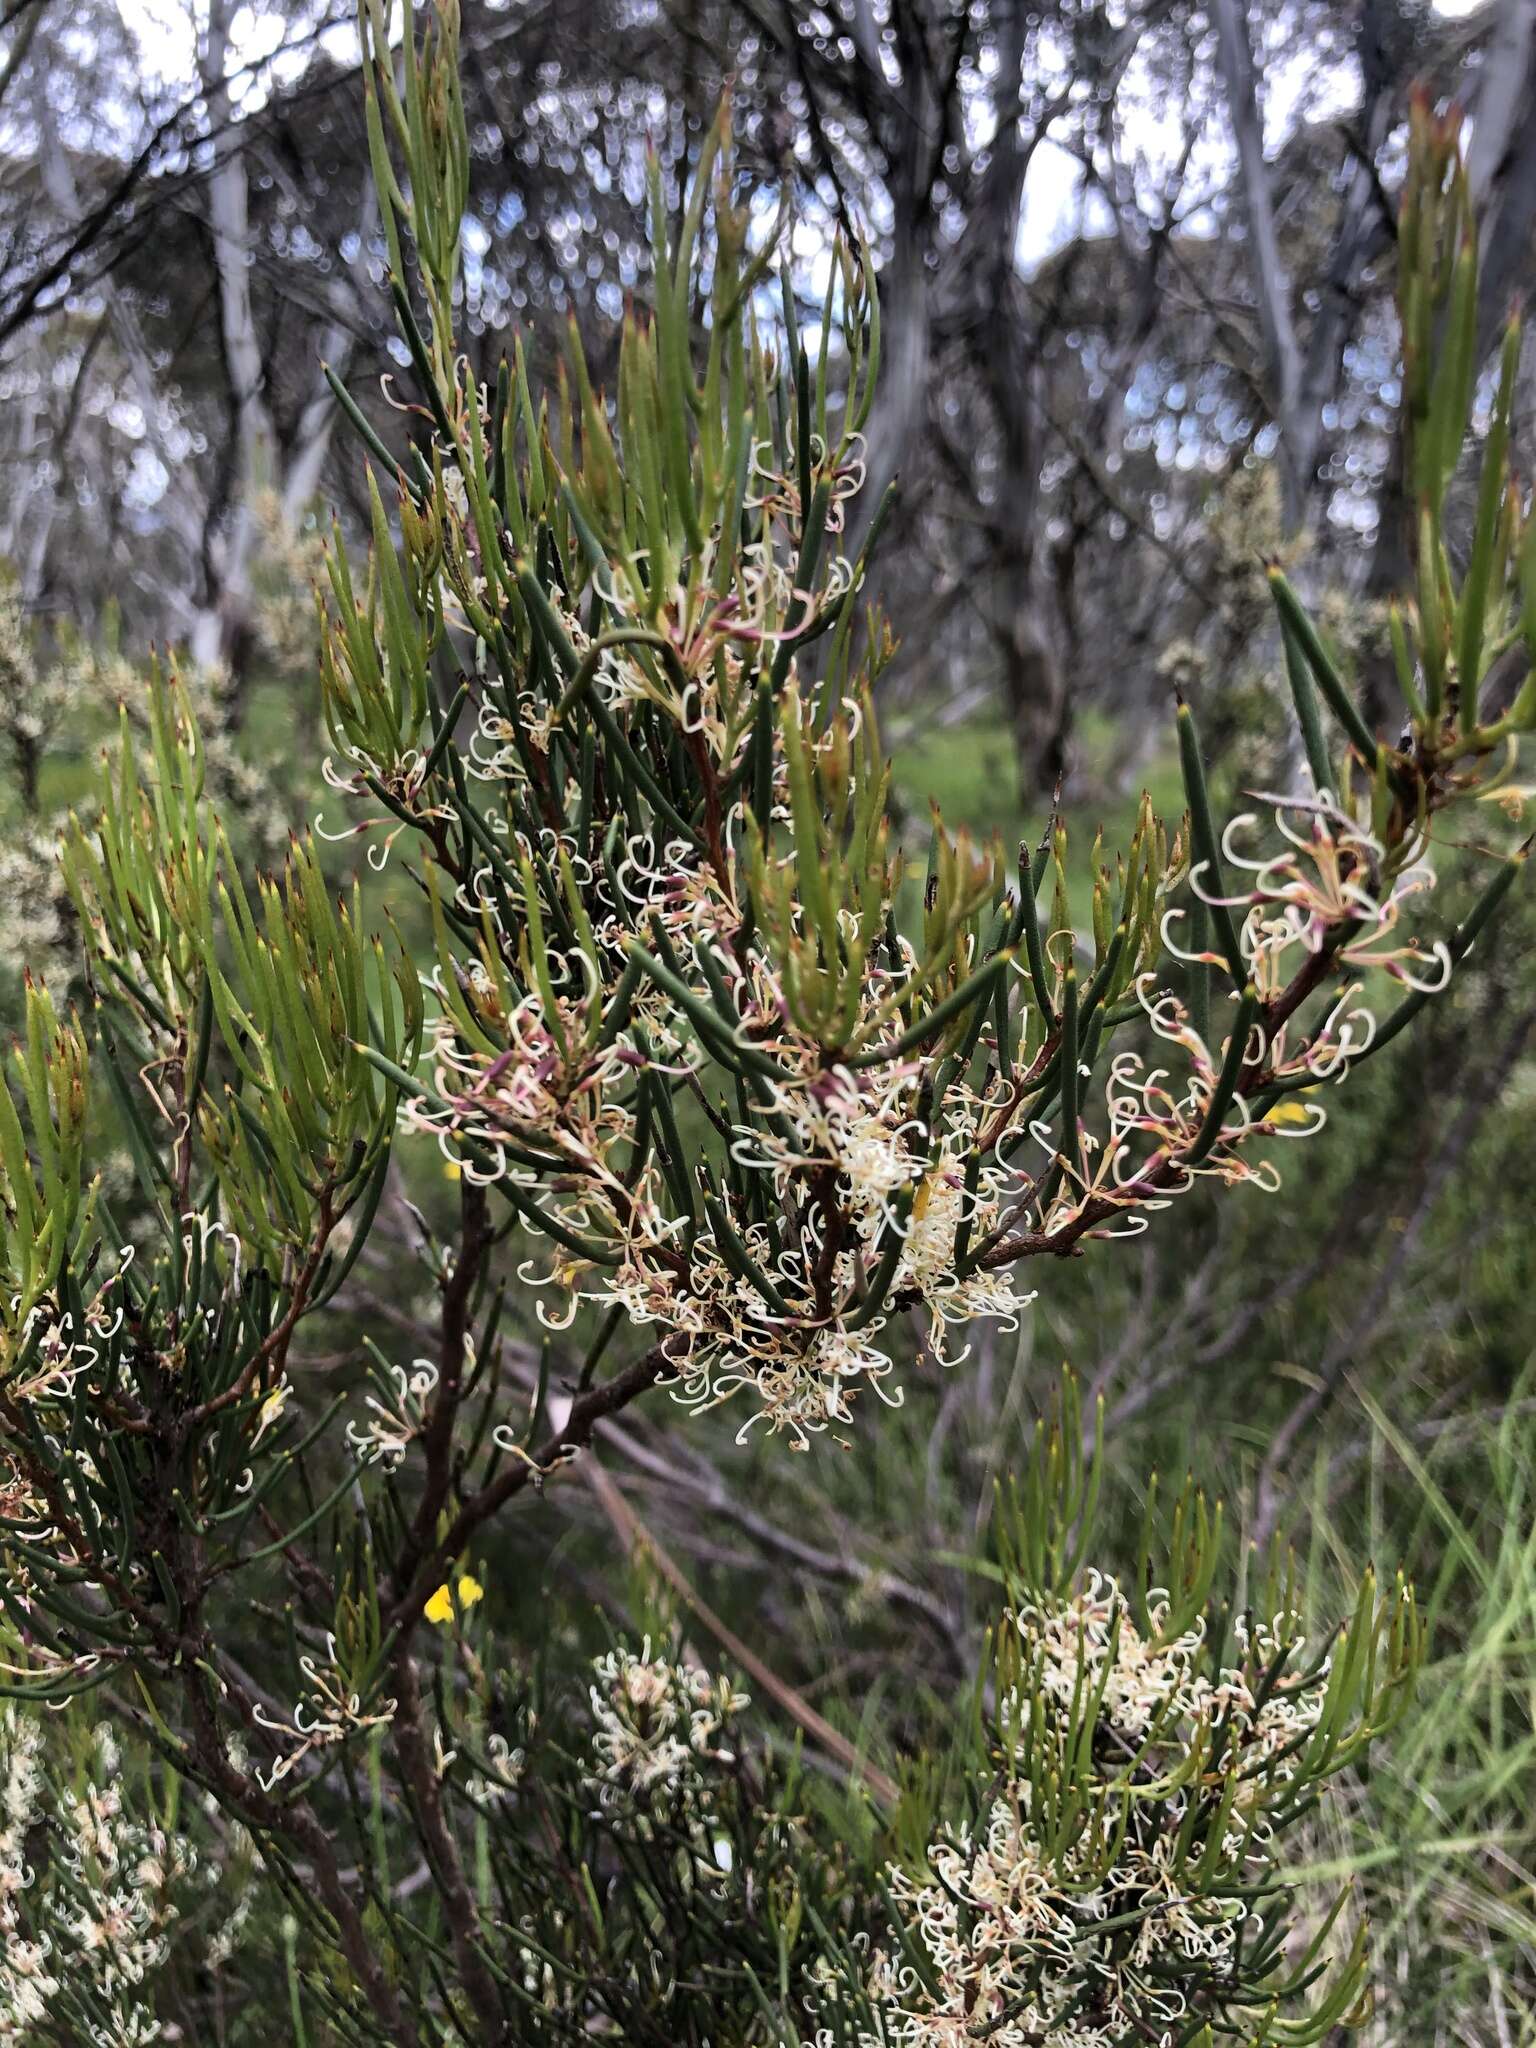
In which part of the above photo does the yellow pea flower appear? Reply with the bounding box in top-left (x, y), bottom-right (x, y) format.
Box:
top-left (425, 1572), bottom-right (485, 1626)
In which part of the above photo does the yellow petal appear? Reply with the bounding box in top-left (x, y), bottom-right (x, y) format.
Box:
top-left (457, 1572), bottom-right (484, 1610)
top-left (1264, 1101), bottom-right (1312, 1127)
top-left (424, 1583), bottom-right (455, 1625)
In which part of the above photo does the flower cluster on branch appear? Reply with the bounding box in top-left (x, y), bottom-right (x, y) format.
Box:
top-left (797, 1397), bottom-right (1421, 2048)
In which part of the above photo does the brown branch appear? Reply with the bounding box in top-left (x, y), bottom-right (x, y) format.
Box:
top-left (396, 1179), bottom-right (490, 1589)
top-left (387, 1647), bottom-right (510, 2040)
top-left (180, 1658), bottom-right (416, 2048)
top-left (384, 1337), bottom-right (679, 1635)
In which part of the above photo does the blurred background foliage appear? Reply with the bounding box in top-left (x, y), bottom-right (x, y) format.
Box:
top-left (2, 0), bottom-right (1535, 2040)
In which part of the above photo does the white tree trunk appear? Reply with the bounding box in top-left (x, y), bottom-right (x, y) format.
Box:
top-left (1211, 0), bottom-right (1307, 528)
top-left (189, 0), bottom-right (275, 670)
top-left (1466, 0), bottom-right (1536, 360)
top-left (189, 2), bottom-right (372, 677)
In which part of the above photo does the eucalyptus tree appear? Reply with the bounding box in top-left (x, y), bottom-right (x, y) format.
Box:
top-left (0, 0), bottom-right (758, 658)
top-left (743, 0), bottom-right (1534, 794)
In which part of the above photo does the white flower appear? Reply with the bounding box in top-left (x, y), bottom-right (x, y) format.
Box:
top-left (816, 1572), bottom-right (1332, 2048)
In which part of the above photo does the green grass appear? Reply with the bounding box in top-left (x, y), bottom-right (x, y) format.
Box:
top-left (889, 708), bottom-right (1185, 932)
top-left (1295, 1373), bottom-right (1536, 2043)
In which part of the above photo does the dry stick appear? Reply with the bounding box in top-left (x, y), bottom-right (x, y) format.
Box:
top-left (588, 1410), bottom-right (967, 1669)
top-left (581, 1455), bottom-right (901, 1809)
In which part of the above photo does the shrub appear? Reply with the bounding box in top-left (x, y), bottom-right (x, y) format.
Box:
top-left (0, 11), bottom-right (1529, 2040)
top-left (794, 1400), bottom-right (1420, 2047)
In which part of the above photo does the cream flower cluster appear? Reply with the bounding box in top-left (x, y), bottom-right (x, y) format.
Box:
top-left (384, 793), bottom-right (1040, 1443)
top-left (0, 1710), bottom-right (54, 2038)
top-left (1021, 1570), bottom-right (1208, 1740)
top-left (251, 1637), bottom-right (398, 1793)
top-left (585, 1638), bottom-right (748, 1813)
top-left (1219, 799), bottom-right (1445, 996)
top-left (823, 1574), bottom-right (1330, 2048)
top-left (598, 1053), bottom-right (1036, 1447)
top-left (405, 982), bottom-right (638, 1182)
top-left (1, 1716), bottom-right (192, 2047)
top-left (1, 1296), bottom-right (133, 1613)
top-left (582, 1639), bottom-right (751, 1895)
top-left (1061, 790), bottom-right (1455, 1243)
top-left (1174, 794), bottom-right (1449, 1087)
top-left (347, 1351), bottom-right (442, 1468)
top-left (3, 1299), bottom-right (111, 1415)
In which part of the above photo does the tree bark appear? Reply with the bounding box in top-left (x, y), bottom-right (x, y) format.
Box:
top-left (1211, 0), bottom-right (1307, 527)
top-left (1467, 0), bottom-right (1536, 362)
